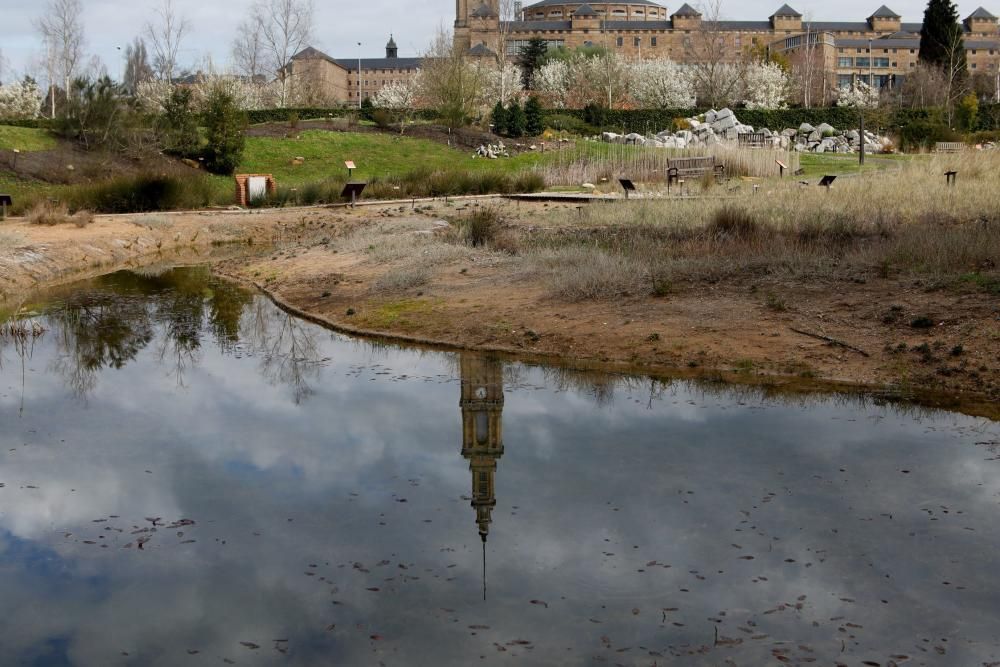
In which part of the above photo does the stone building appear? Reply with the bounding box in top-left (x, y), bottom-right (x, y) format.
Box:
top-left (285, 3), bottom-right (1000, 104)
top-left (285, 35), bottom-right (421, 106)
top-left (455, 0), bottom-right (1000, 93)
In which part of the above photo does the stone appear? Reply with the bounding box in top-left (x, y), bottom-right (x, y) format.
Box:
top-left (781, 128), bottom-right (797, 138)
top-left (704, 109), bottom-right (718, 124)
top-left (581, 182), bottom-right (596, 190)
top-left (625, 133), bottom-right (646, 145)
top-left (601, 132), bottom-right (620, 142)
top-left (798, 122), bottom-right (815, 134)
top-left (815, 123), bottom-right (834, 135)
top-left (716, 107), bottom-right (735, 120)
top-left (808, 130), bottom-right (821, 143)
top-left (712, 114), bottom-right (737, 132)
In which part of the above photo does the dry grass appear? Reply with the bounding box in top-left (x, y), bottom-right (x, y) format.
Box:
top-left (26, 201), bottom-right (95, 228)
top-left (535, 142), bottom-right (799, 186)
top-left (510, 153), bottom-right (1000, 300)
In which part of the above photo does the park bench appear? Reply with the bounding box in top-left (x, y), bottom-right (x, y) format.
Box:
top-left (935, 142), bottom-right (965, 153)
top-left (737, 132), bottom-right (767, 148)
top-left (666, 156), bottom-right (724, 186)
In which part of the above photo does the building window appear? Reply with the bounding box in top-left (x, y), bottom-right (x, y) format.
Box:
top-left (634, 36), bottom-right (641, 47)
top-left (616, 36), bottom-right (623, 47)
top-left (651, 36), bottom-right (657, 46)
top-left (838, 57), bottom-right (853, 67)
top-left (873, 57), bottom-right (890, 67)
top-left (855, 57), bottom-right (870, 67)
top-left (838, 74), bottom-right (852, 89)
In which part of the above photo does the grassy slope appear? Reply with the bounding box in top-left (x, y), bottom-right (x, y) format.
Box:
top-left (0, 124), bottom-right (912, 211)
top-left (0, 126), bottom-right (57, 152)
top-left (240, 130), bottom-right (548, 186)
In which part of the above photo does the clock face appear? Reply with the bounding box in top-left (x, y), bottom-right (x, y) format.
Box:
top-left (475, 387), bottom-right (488, 399)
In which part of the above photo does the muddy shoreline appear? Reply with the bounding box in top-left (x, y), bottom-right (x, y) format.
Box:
top-left (3, 202), bottom-right (998, 421)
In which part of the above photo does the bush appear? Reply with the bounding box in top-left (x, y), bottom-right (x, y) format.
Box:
top-left (491, 101), bottom-right (508, 136)
top-left (525, 96), bottom-right (544, 136)
top-left (459, 206), bottom-right (503, 247)
top-left (202, 89), bottom-right (247, 175)
top-left (27, 201), bottom-right (71, 225)
top-left (544, 113), bottom-right (597, 136)
top-left (507, 102), bottom-right (526, 138)
top-left (159, 87), bottom-right (200, 157)
top-left (360, 96), bottom-right (375, 121)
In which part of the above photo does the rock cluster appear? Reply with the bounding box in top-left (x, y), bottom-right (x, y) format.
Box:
top-left (599, 108), bottom-right (891, 154)
top-left (474, 142), bottom-right (510, 159)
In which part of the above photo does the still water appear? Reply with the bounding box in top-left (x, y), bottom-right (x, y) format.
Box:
top-left (1, 267), bottom-right (999, 666)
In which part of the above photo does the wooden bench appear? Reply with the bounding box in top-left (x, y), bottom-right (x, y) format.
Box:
top-left (737, 132), bottom-right (767, 148)
top-left (935, 142), bottom-right (965, 153)
top-left (666, 156), bottom-right (724, 186)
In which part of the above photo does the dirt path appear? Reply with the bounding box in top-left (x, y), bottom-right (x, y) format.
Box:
top-left (3, 200), bottom-right (998, 420)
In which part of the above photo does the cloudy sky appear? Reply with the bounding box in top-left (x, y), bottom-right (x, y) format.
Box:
top-left (0, 0), bottom-right (987, 80)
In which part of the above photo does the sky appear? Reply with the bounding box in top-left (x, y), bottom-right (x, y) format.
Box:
top-left (0, 0), bottom-right (991, 81)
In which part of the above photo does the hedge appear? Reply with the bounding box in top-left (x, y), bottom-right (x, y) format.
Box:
top-left (245, 107), bottom-right (439, 125)
top-left (542, 105), bottom-right (999, 134)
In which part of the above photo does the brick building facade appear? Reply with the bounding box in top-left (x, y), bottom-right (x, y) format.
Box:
top-left (287, 2), bottom-right (1000, 105)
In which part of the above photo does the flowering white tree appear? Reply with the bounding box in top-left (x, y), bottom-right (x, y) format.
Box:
top-left (535, 60), bottom-right (570, 108)
top-left (742, 61), bottom-right (789, 110)
top-left (629, 59), bottom-right (696, 108)
top-left (0, 79), bottom-right (42, 120)
top-left (372, 74), bottom-right (421, 109)
top-left (134, 78), bottom-right (174, 112)
top-left (190, 73), bottom-right (282, 111)
top-left (481, 63), bottom-right (523, 107)
top-left (836, 80), bottom-right (880, 109)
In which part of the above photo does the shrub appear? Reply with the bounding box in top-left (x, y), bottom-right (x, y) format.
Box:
top-left (525, 96), bottom-right (544, 136)
top-left (491, 101), bottom-right (508, 136)
top-left (27, 201), bottom-right (71, 225)
top-left (507, 101), bottom-right (526, 138)
top-left (458, 206), bottom-right (504, 247)
top-left (160, 87), bottom-right (200, 157)
top-left (202, 89), bottom-right (247, 175)
top-left (360, 96), bottom-right (375, 121)
top-left (544, 113), bottom-right (596, 136)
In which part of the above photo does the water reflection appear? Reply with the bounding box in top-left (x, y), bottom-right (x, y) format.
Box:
top-left (459, 354), bottom-right (505, 599)
top-left (1, 267), bottom-right (999, 666)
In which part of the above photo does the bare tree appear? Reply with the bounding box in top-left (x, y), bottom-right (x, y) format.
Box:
top-left (685, 0), bottom-right (745, 108)
top-left (36, 0), bottom-right (86, 115)
top-left (145, 0), bottom-right (190, 83)
top-left (231, 18), bottom-right (266, 80)
top-left (418, 27), bottom-right (487, 128)
top-left (254, 0), bottom-right (314, 106)
top-left (493, 0), bottom-right (519, 102)
top-left (123, 37), bottom-right (155, 93)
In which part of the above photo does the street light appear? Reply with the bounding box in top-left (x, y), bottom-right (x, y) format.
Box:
top-left (357, 42), bottom-right (363, 110)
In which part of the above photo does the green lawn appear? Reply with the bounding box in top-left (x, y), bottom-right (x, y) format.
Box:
top-left (239, 130), bottom-right (548, 186)
top-left (798, 152), bottom-right (913, 178)
top-left (0, 126), bottom-right (57, 152)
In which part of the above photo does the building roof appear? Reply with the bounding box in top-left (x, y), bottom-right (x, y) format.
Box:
top-left (523, 0), bottom-right (663, 8)
top-left (471, 2), bottom-right (497, 18)
top-left (770, 4), bottom-right (802, 18)
top-left (467, 43), bottom-right (497, 56)
top-left (573, 4), bottom-right (599, 17)
top-left (334, 57), bottom-right (422, 71)
top-left (671, 3), bottom-right (701, 17)
top-left (869, 5), bottom-right (901, 19)
top-left (968, 6), bottom-right (998, 19)
top-left (386, 34), bottom-right (397, 48)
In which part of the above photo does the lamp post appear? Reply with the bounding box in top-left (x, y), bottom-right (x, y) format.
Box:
top-left (116, 46), bottom-right (122, 86)
top-left (357, 42), bottom-right (362, 110)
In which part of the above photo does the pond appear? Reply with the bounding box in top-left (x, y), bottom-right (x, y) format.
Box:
top-left (1, 267), bottom-right (998, 666)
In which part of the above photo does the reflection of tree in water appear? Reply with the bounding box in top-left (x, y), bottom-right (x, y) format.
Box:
top-left (240, 298), bottom-right (324, 404)
top-left (44, 267), bottom-right (252, 396)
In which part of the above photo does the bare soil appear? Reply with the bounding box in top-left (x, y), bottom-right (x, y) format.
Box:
top-left (2, 200), bottom-right (997, 420)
